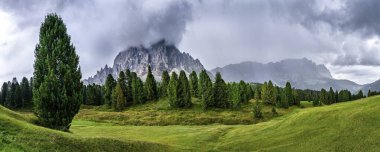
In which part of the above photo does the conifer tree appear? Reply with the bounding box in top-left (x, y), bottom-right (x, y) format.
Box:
top-left (177, 71), bottom-right (192, 107)
top-left (168, 72), bottom-right (178, 107)
top-left (125, 69), bottom-right (133, 101)
top-left (253, 101), bottom-right (263, 118)
top-left (189, 71), bottom-right (199, 97)
top-left (20, 77), bottom-right (31, 107)
top-left (145, 66), bottom-right (158, 101)
top-left (160, 70), bottom-right (170, 97)
top-left (131, 72), bottom-right (145, 104)
top-left (239, 81), bottom-right (248, 103)
top-left (199, 70), bottom-right (214, 109)
top-left (254, 86), bottom-right (260, 101)
top-left (320, 88), bottom-right (328, 105)
top-left (328, 87), bottom-right (335, 104)
top-left (112, 83), bottom-right (126, 111)
top-left (117, 71), bottom-right (128, 105)
top-left (104, 74), bottom-right (116, 106)
top-left (1, 82), bottom-right (8, 106)
top-left (261, 82), bottom-right (268, 103)
top-left (33, 13), bottom-right (82, 130)
top-left (229, 83), bottom-right (241, 109)
top-left (213, 72), bottom-right (228, 108)
top-left (284, 82), bottom-right (293, 106)
top-left (267, 81), bottom-right (275, 104)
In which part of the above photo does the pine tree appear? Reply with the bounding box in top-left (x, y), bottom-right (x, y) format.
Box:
top-left (117, 71), bottom-right (128, 106)
top-left (112, 83), bottom-right (126, 111)
top-left (168, 72), bottom-right (178, 107)
top-left (266, 81), bottom-right (275, 104)
top-left (20, 77), bottom-right (31, 107)
top-left (320, 89), bottom-right (328, 105)
top-left (284, 82), bottom-right (293, 106)
top-left (125, 69), bottom-right (133, 101)
top-left (254, 86), bottom-right (260, 101)
top-left (199, 70), bottom-right (214, 109)
top-left (189, 71), bottom-right (199, 97)
top-left (160, 71), bottom-right (170, 97)
top-left (33, 13), bottom-right (82, 131)
top-left (131, 72), bottom-right (145, 104)
top-left (229, 83), bottom-right (241, 109)
top-left (213, 72), bottom-right (228, 108)
top-left (261, 82), bottom-right (268, 103)
top-left (1, 82), bottom-right (8, 106)
top-left (328, 87), bottom-right (335, 104)
top-left (145, 66), bottom-right (158, 101)
top-left (177, 71), bottom-right (192, 107)
top-left (104, 74), bottom-right (116, 106)
top-left (239, 81), bottom-right (248, 103)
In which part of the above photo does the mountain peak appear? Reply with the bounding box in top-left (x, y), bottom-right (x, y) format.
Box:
top-left (84, 41), bottom-right (205, 85)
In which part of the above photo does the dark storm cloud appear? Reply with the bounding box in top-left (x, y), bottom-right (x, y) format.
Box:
top-left (0, 0), bottom-right (193, 79)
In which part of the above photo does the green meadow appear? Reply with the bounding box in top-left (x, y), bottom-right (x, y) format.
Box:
top-left (1, 96), bottom-right (380, 151)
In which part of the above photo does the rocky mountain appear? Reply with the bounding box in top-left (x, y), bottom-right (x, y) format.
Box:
top-left (84, 40), bottom-right (205, 85)
top-left (361, 79), bottom-right (380, 94)
top-left (211, 58), bottom-right (364, 92)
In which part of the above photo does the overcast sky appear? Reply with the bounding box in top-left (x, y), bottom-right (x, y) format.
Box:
top-left (1, 0), bottom-right (380, 84)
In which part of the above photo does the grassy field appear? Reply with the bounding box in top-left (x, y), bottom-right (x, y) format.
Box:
top-left (1, 96), bottom-right (380, 151)
top-left (75, 98), bottom-right (302, 126)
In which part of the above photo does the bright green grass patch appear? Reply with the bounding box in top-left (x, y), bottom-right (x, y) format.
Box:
top-left (0, 106), bottom-right (171, 152)
top-left (70, 96), bottom-right (380, 151)
top-left (74, 98), bottom-right (303, 126)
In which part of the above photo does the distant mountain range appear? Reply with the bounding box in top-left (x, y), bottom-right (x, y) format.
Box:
top-left (84, 40), bottom-right (379, 93)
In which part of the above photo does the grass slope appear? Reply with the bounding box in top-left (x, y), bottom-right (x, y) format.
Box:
top-left (0, 106), bottom-right (171, 152)
top-left (1, 96), bottom-right (380, 151)
top-left (71, 96), bottom-right (380, 151)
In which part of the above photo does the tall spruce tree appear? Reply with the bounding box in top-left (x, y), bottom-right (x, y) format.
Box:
top-left (229, 83), bottom-right (241, 109)
top-left (254, 86), bottom-right (260, 101)
top-left (20, 77), bottom-right (31, 107)
top-left (131, 72), bottom-right (145, 104)
top-left (266, 81), bottom-right (275, 104)
top-left (145, 66), bottom-right (158, 101)
top-left (189, 71), bottom-right (199, 97)
top-left (168, 72), bottom-right (178, 107)
top-left (104, 74), bottom-right (116, 106)
top-left (177, 71), bottom-right (192, 107)
top-left (112, 83), bottom-right (126, 111)
top-left (160, 71), bottom-right (170, 97)
top-left (125, 69), bottom-right (133, 101)
top-left (1, 82), bottom-right (8, 106)
top-left (33, 13), bottom-right (82, 130)
top-left (213, 72), bottom-right (228, 108)
top-left (199, 70), bottom-right (214, 109)
top-left (261, 82), bottom-right (268, 103)
top-left (117, 71), bottom-right (128, 105)
top-left (284, 82), bottom-right (293, 106)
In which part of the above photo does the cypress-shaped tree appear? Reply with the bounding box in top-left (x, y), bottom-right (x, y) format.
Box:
top-left (125, 69), bottom-right (133, 101)
top-left (213, 72), bottom-right (228, 108)
top-left (117, 71), bottom-right (128, 105)
top-left (261, 82), bottom-right (268, 103)
top-left (254, 86), bottom-right (260, 101)
top-left (20, 77), bottom-right (31, 107)
top-left (177, 71), bottom-right (192, 107)
top-left (199, 70), bottom-right (214, 109)
top-left (131, 72), bottom-right (145, 104)
top-left (33, 13), bottom-right (82, 131)
top-left (189, 71), bottom-right (199, 97)
top-left (328, 87), bottom-right (335, 104)
top-left (168, 72), bottom-right (178, 107)
top-left (229, 83), bottom-right (241, 109)
top-left (160, 70), bottom-right (170, 97)
top-left (284, 82), bottom-right (293, 106)
top-left (112, 83), bottom-right (126, 111)
top-left (145, 66), bottom-right (158, 101)
top-left (104, 74), bottom-right (116, 106)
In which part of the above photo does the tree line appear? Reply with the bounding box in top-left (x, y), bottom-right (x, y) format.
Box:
top-left (0, 77), bottom-right (33, 109)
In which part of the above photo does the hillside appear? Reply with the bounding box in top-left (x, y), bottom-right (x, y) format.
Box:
top-left (2, 96), bottom-right (380, 151)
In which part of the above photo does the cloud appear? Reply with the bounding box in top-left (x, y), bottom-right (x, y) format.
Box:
top-left (0, 0), bottom-right (193, 82)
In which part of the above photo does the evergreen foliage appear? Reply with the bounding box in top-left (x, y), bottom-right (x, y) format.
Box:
top-left (177, 71), bottom-right (192, 107)
top-left (168, 72), bottom-right (178, 107)
top-left (213, 72), bottom-right (228, 108)
top-left (189, 71), bottom-right (199, 97)
top-left (104, 74), bottom-right (116, 106)
top-left (145, 66), bottom-right (158, 101)
top-left (32, 13), bottom-right (82, 131)
top-left (112, 83), bottom-right (126, 111)
top-left (199, 70), bottom-right (214, 109)
top-left (160, 71), bottom-right (170, 97)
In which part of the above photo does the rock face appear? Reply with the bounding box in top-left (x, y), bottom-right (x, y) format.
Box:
top-left (211, 58), bottom-right (363, 92)
top-left (84, 40), bottom-right (205, 85)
